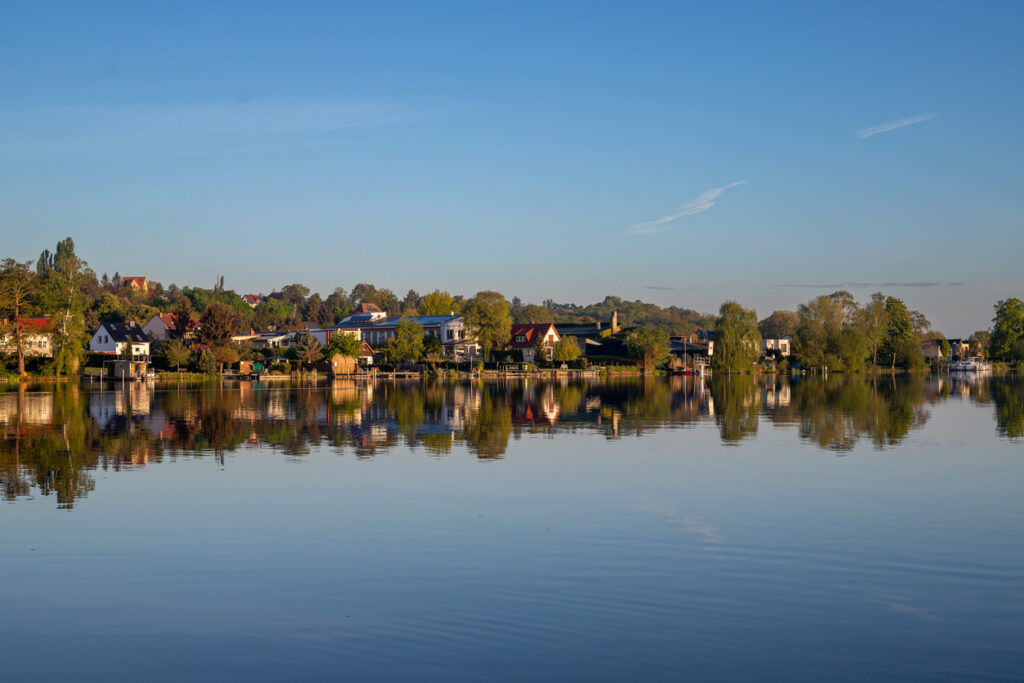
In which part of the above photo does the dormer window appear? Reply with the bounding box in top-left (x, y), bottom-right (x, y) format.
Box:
top-left (515, 335), bottom-right (526, 343)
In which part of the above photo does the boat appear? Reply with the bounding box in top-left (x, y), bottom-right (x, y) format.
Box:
top-left (949, 356), bottom-right (991, 372)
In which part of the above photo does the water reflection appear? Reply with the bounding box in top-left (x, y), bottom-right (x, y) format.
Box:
top-left (1, 374), bottom-right (1020, 507)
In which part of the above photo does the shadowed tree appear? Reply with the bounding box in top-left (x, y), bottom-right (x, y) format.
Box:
top-left (627, 326), bottom-right (670, 374)
top-left (199, 302), bottom-right (237, 348)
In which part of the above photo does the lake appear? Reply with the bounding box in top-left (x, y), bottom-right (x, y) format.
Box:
top-left (2, 375), bottom-right (1022, 681)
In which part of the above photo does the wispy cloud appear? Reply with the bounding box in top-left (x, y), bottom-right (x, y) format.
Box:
top-left (644, 285), bottom-right (675, 291)
top-left (627, 181), bottom-right (746, 235)
top-left (776, 281), bottom-right (961, 289)
top-left (0, 101), bottom-right (410, 157)
top-left (857, 113), bottom-right (937, 139)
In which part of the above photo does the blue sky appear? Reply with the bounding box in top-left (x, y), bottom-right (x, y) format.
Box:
top-left (1, 1), bottom-right (1021, 333)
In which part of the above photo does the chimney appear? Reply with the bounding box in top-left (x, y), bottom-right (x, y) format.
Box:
top-left (611, 310), bottom-right (619, 333)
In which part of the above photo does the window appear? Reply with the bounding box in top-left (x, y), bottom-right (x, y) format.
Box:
top-left (516, 335), bottom-right (526, 343)
top-left (447, 330), bottom-right (454, 340)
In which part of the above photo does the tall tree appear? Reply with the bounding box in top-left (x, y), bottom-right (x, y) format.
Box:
top-left (882, 296), bottom-right (916, 370)
top-left (860, 292), bottom-right (888, 368)
top-left (713, 301), bottom-right (761, 372)
top-left (991, 298), bottom-right (1024, 362)
top-left (36, 237), bottom-right (89, 375)
top-left (462, 291), bottom-right (511, 362)
top-left (171, 299), bottom-right (194, 340)
top-left (0, 259), bottom-right (39, 377)
top-left (325, 287), bottom-right (352, 322)
top-left (199, 302), bottom-right (237, 348)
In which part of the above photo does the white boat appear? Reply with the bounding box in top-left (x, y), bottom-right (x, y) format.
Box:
top-left (949, 356), bottom-right (991, 372)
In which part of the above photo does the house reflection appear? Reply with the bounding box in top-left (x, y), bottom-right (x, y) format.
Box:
top-left (2, 374), bottom-right (1020, 508)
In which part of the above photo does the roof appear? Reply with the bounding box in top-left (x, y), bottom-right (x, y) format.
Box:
top-left (100, 322), bottom-right (151, 343)
top-left (121, 276), bottom-right (147, 287)
top-left (15, 317), bottom-right (50, 332)
top-left (242, 294), bottom-right (262, 305)
top-left (507, 323), bottom-right (558, 349)
top-left (330, 314), bottom-right (461, 331)
top-left (152, 312), bottom-right (198, 329)
top-left (353, 302), bottom-right (383, 314)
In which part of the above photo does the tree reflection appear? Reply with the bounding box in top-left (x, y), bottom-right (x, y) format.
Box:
top-left (1, 374), bottom-right (1018, 508)
top-left (990, 378), bottom-right (1024, 440)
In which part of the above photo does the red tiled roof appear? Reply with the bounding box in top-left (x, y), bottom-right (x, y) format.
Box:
top-left (361, 341), bottom-right (374, 357)
top-left (16, 317), bottom-right (50, 331)
top-left (353, 302), bottom-right (382, 314)
top-left (507, 323), bottom-right (558, 349)
top-left (242, 294), bottom-right (262, 305)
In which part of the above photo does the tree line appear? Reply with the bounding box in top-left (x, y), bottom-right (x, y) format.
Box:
top-left (3, 237), bottom-right (1022, 375)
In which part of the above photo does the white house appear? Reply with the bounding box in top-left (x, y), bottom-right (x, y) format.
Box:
top-left (0, 318), bottom-right (53, 358)
top-left (762, 336), bottom-right (793, 358)
top-left (330, 314), bottom-right (475, 359)
top-left (90, 322), bottom-right (151, 357)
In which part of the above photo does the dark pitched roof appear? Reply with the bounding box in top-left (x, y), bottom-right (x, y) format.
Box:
top-left (102, 322), bottom-right (150, 343)
top-left (507, 323), bottom-right (558, 349)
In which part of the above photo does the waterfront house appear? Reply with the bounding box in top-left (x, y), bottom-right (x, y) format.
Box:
top-left (329, 313), bottom-right (476, 360)
top-left (89, 322), bottom-right (151, 357)
top-left (762, 336), bottom-right (793, 358)
top-left (921, 339), bottom-right (946, 361)
top-left (506, 323), bottom-right (560, 362)
top-left (0, 317), bottom-right (53, 358)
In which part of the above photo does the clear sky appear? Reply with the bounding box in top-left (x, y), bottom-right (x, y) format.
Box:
top-left (1, 1), bottom-right (1021, 334)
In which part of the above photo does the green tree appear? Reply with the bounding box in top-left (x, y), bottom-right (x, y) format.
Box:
top-left (160, 338), bottom-right (189, 372)
top-left (326, 331), bottom-right (362, 358)
top-left (252, 298), bottom-right (297, 331)
top-left (170, 299), bottom-right (194, 339)
top-left (199, 302), bottom-right (237, 347)
top-left (758, 310), bottom-right (799, 339)
top-left (860, 292), bottom-right (888, 367)
top-left (325, 287), bottom-right (352, 322)
top-left (968, 329), bottom-right (991, 359)
top-left (389, 318), bottom-right (425, 364)
top-left (882, 296), bottom-right (916, 370)
top-left (212, 345), bottom-right (240, 373)
top-left (419, 289), bottom-right (461, 316)
top-left (0, 259), bottom-right (39, 377)
top-left (295, 333), bottom-right (323, 365)
top-left (552, 336), bottom-right (582, 363)
top-left (423, 334), bottom-right (445, 368)
top-left (36, 237), bottom-right (90, 376)
top-left (713, 301), bottom-right (761, 372)
top-left (193, 348), bottom-right (217, 373)
top-left (627, 326), bottom-right (670, 373)
top-left (991, 298), bottom-right (1024, 362)
top-left (463, 291), bottom-right (512, 362)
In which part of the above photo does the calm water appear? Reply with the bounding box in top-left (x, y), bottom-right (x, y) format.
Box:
top-left (2, 375), bottom-right (1022, 681)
